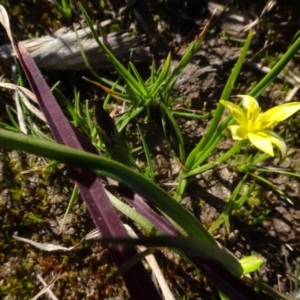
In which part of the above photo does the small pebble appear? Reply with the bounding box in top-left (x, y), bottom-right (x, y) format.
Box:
top-left (228, 229), bottom-right (239, 244)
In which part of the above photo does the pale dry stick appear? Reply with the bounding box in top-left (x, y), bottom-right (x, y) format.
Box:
top-left (287, 70), bottom-right (300, 85)
top-left (0, 4), bottom-right (150, 70)
top-left (14, 90), bottom-right (27, 133)
top-left (0, 26), bottom-right (150, 70)
top-left (246, 58), bottom-right (300, 102)
top-left (243, 275), bottom-right (295, 300)
top-left (245, 61), bottom-right (298, 86)
top-left (0, 82), bottom-right (38, 103)
top-left (241, 0), bottom-right (276, 32)
top-left (207, 1), bottom-right (250, 39)
top-left (19, 165), bottom-right (48, 175)
top-left (11, 64), bottom-right (27, 134)
top-left (277, 274), bottom-right (282, 293)
top-left (13, 234), bottom-right (78, 251)
top-left (123, 224), bottom-right (176, 300)
top-left (32, 274), bottom-right (59, 300)
top-left (82, 228), bottom-right (100, 240)
top-left (0, 14), bottom-right (46, 128)
top-left (82, 227), bottom-right (176, 300)
top-left (284, 85), bottom-right (300, 102)
top-left (0, 82), bottom-right (46, 122)
top-left (14, 226), bottom-right (175, 300)
top-left (285, 243), bottom-right (293, 251)
top-left (16, 92), bottom-right (46, 122)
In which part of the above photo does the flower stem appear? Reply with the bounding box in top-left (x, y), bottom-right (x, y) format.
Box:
top-left (184, 140), bottom-right (248, 178)
top-left (184, 30), bottom-right (254, 171)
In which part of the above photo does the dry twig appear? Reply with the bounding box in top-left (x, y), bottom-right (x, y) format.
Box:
top-left (0, 22), bottom-right (151, 70)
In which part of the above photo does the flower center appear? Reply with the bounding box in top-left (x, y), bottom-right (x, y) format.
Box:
top-left (244, 107), bottom-right (261, 132)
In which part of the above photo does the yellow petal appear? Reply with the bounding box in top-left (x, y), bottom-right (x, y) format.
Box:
top-left (259, 102), bottom-right (300, 128)
top-left (267, 130), bottom-right (287, 164)
top-left (220, 100), bottom-right (247, 128)
top-left (236, 95), bottom-right (261, 120)
top-left (227, 125), bottom-right (248, 140)
top-left (248, 132), bottom-right (274, 157)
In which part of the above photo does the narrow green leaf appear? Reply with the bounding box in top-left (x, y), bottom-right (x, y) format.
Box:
top-left (116, 97), bottom-right (153, 131)
top-left (208, 175), bottom-right (251, 234)
top-left (0, 121), bottom-right (21, 132)
top-left (129, 62), bottom-right (149, 97)
top-left (0, 128), bottom-right (216, 246)
top-left (85, 100), bottom-right (94, 137)
top-left (79, 3), bottom-right (145, 98)
top-left (106, 189), bottom-right (154, 233)
top-left (161, 102), bottom-right (185, 163)
top-left (149, 52), bottom-right (171, 97)
top-left (250, 172), bottom-right (293, 204)
top-left (60, 184), bottom-right (79, 232)
top-left (97, 235), bottom-right (243, 277)
top-left (150, 59), bottom-right (156, 85)
top-left (93, 102), bottom-right (133, 167)
top-left (171, 110), bottom-right (212, 119)
top-left (164, 39), bottom-right (202, 93)
top-left (185, 30), bottom-right (254, 171)
top-left (6, 105), bottom-right (21, 132)
top-left (137, 124), bottom-right (155, 181)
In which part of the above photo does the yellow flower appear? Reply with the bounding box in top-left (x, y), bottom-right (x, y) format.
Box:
top-left (220, 95), bottom-right (300, 162)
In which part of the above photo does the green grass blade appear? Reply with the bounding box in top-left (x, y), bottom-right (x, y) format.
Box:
top-left (0, 128), bottom-right (216, 246)
top-left (161, 102), bottom-right (185, 163)
top-left (171, 110), bottom-right (212, 120)
top-left (128, 62), bottom-right (149, 97)
top-left (149, 52), bottom-right (171, 97)
top-left (85, 100), bottom-right (94, 137)
top-left (209, 174), bottom-right (250, 234)
top-left (164, 38), bottom-right (202, 94)
top-left (254, 167), bottom-right (300, 179)
top-left (185, 30), bottom-right (254, 170)
top-left (67, 104), bottom-right (91, 138)
top-left (162, 17), bottom-right (213, 101)
top-left (74, 89), bottom-right (81, 116)
top-left (249, 172), bottom-right (293, 204)
top-left (74, 23), bottom-right (104, 82)
top-left (116, 97), bottom-right (153, 131)
top-left (59, 184), bottom-right (79, 233)
top-left (97, 235), bottom-right (243, 277)
top-left (79, 3), bottom-right (146, 98)
top-left (136, 124), bottom-right (155, 181)
top-left (150, 59), bottom-right (156, 85)
top-left (31, 122), bottom-right (54, 141)
top-left (106, 189), bottom-right (154, 233)
top-left (6, 105), bottom-right (21, 132)
top-left (0, 121), bottom-right (21, 132)
top-left (93, 103), bottom-right (133, 167)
